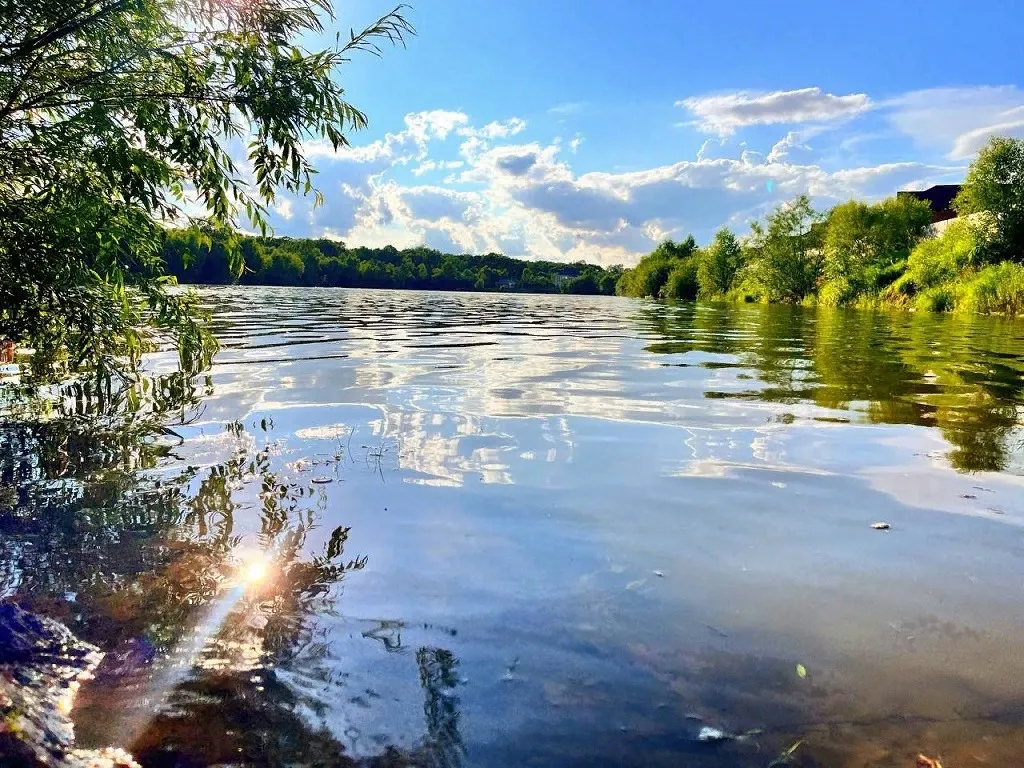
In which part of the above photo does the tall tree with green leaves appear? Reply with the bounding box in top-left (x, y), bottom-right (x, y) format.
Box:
top-left (0, 0), bottom-right (412, 377)
top-left (696, 228), bottom-right (743, 298)
top-left (746, 195), bottom-right (822, 303)
top-left (954, 135), bottom-right (1024, 263)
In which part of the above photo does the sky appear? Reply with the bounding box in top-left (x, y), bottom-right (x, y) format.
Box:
top-left (262, 0), bottom-right (1024, 266)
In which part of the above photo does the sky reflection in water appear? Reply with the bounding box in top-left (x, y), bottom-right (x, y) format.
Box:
top-left (3, 287), bottom-right (1024, 766)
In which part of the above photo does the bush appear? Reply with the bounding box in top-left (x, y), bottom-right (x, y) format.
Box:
top-left (897, 218), bottom-right (981, 296)
top-left (662, 261), bottom-right (699, 300)
top-left (915, 284), bottom-right (959, 312)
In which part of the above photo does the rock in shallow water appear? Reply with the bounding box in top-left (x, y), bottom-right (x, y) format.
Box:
top-left (0, 602), bottom-right (139, 767)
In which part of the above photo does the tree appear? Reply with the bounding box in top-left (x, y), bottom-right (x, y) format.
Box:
top-left (616, 236), bottom-right (698, 298)
top-left (821, 196), bottom-right (931, 304)
top-left (954, 135), bottom-right (1024, 263)
top-left (0, 0), bottom-right (413, 376)
top-left (696, 228), bottom-right (742, 298)
top-left (747, 196), bottom-right (822, 303)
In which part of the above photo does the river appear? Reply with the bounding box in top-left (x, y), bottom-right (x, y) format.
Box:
top-left (3, 286), bottom-right (1024, 766)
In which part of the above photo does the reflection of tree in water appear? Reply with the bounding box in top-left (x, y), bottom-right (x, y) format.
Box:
top-left (0, 372), bottom-right (464, 766)
top-left (417, 647), bottom-right (465, 768)
top-left (634, 301), bottom-right (1024, 473)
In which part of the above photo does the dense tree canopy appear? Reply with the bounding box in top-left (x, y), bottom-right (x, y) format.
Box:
top-left (160, 230), bottom-right (624, 295)
top-left (0, 0), bottom-right (412, 376)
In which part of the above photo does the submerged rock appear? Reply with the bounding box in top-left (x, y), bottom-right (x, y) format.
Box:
top-left (0, 603), bottom-right (139, 767)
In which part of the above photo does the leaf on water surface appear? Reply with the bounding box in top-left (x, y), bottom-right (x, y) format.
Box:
top-left (768, 739), bottom-right (803, 767)
top-left (796, 663), bottom-right (807, 678)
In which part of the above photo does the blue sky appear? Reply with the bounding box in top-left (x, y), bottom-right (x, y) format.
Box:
top-left (263, 0), bottom-right (1024, 265)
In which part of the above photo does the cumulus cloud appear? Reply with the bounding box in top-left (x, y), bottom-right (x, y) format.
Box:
top-left (495, 152), bottom-right (539, 176)
top-left (678, 87), bottom-right (872, 136)
top-left (272, 198), bottom-right (294, 220)
top-left (302, 109), bottom-right (469, 166)
top-left (766, 130), bottom-right (818, 164)
top-left (280, 93), bottom-right (979, 267)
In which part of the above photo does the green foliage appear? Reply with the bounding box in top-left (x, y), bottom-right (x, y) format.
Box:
top-left (616, 236), bottom-right (698, 298)
top-left (662, 260), bottom-right (699, 300)
top-left (612, 137), bottom-right (1024, 315)
top-left (820, 196), bottom-right (932, 305)
top-left (696, 228), bottom-right (743, 298)
top-left (159, 230), bottom-right (620, 295)
top-left (896, 217), bottom-right (982, 298)
top-left (0, 0), bottom-right (413, 377)
top-left (957, 262), bottom-right (1024, 315)
top-left (746, 195), bottom-right (823, 303)
top-left (954, 135), bottom-right (1024, 263)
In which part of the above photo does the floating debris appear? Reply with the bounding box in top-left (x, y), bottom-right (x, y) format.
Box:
top-left (310, 476), bottom-right (333, 484)
top-left (768, 739), bottom-right (803, 767)
top-left (653, 570), bottom-right (664, 578)
top-left (916, 755), bottom-right (942, 768)
top-left (705, 624), bottom-right (729, 638)
top-left (871, 522), bottom-right (891, 530)
top-left (796, 663), bottom-right (807, 678)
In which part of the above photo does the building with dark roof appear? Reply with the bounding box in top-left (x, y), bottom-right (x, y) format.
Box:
top-left (897, 184), bottom-right (962, 223)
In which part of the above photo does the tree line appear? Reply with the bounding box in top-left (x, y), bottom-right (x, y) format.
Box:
top-left (160, 231), bottom-right (624, 295)
top-left (617, 136), bottom-right (1024, 315)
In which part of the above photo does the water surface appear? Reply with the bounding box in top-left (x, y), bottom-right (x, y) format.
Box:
top-left (3, 287), bottom-right (1024, 766)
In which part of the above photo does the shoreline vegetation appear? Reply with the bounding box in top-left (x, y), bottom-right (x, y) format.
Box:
top-left (162, 135), bottom-right (1024, 319)
top-left (159, 231), bottom-right (624, 295)
top-left (616, 136), bottom-right (1024, 314)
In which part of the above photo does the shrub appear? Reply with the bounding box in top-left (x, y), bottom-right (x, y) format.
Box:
top-left (662, 261), bottom-right (699, 300)
top-left (898, 218), bottom-right (981, 296)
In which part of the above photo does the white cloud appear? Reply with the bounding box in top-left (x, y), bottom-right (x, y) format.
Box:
top-left (411, 159), bottom-right (465, 177)
top-left (679, 87), bottom-right (872, 136)
top-left (548, 102), bottom-right (585, 116)
top-left (301, 109), bottom-right (469, 165)
top-left (457, 118), bottom-right (527, 140)
top-left (272, 198), bottom-right (294, 220)
top-left (290, 96), bottom-right (977, 267)
top-left (885, 86), bottom-right (1024, 159)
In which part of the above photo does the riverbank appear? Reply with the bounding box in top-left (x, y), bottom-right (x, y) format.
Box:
top-left (616, 136), bottom-right (1024, 315)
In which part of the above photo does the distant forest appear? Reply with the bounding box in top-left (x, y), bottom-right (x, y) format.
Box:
top-left (161, 230), bottom-right (624, 295)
